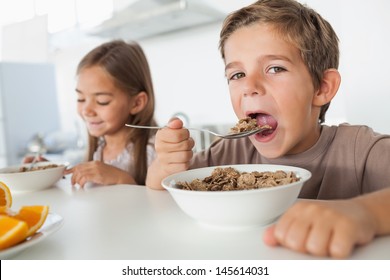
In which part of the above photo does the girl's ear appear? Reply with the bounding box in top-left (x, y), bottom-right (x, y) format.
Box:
top-left (129, 91), bottom-right (148, 115)
top-left (313, 69), bottom-right (341, 106)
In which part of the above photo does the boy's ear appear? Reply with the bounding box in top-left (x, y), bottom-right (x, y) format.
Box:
top-left (129, 91), bottom-right (148, 115)
top-left (313, 69), bottom-right (341, 106)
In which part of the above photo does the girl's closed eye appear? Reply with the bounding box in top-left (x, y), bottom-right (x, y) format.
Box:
top-left (76, 91), bottom-right (85, 103)
top-left (95, 93), bottom-right (113, 105)
top-left (96, 99), bottom-right (111, 106)
top-left (95, 94), bottom-right (113, 106)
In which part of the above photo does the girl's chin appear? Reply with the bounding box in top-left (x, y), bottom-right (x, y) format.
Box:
top-left (87, 130), bottom-right (104, 138)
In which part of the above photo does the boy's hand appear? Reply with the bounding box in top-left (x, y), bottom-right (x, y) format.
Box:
top-left (263, 199), bottom-right (376, 258)
top-left (146, 118), bottom-right (195, 190)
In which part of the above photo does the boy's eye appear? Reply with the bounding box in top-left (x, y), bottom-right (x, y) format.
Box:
top-left (268, 66), bottom-right (286, 74)
top-left (77, 99), bottom-right (85, 103)
top-left (229, 72), bottom-right (245, 81)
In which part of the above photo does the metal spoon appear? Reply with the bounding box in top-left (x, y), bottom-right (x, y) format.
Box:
top-left (125, 124), bottom-right (270, 139)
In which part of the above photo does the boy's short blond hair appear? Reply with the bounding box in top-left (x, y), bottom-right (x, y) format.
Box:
top-left (219, 0), bottom-right (339, 123)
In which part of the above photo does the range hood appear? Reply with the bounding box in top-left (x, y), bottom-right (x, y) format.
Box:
top-left (89, 0), bottom-right (226, 40)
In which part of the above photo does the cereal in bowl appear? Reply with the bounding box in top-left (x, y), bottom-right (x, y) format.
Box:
top-left (177, 167), bottom-right (299, 191)
top-left (18, 164), bottom-right (61, 173)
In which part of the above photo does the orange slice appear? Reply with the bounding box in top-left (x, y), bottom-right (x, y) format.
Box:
top-left (14, 205), bottom-right (49, 237)
top-left (0, 215), bottom-right (28, 250)
top-left (0, 206), bottom-right (13, 215)
top-left (0, 181), bottom-right (12, 208)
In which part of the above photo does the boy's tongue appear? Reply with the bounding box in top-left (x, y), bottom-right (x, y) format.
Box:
top-left (256, 114), bottom-right (277, 129)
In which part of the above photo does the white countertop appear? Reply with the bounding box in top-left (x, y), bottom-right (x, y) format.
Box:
top-left (7, 179), bottom-right (390, 260)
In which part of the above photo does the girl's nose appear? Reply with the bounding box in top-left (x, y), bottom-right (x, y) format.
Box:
top-left (81, 101), bottom-right (96, 116)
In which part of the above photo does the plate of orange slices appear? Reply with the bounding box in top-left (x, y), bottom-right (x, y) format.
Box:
top-left (0, 181), bottom-right (63, 259)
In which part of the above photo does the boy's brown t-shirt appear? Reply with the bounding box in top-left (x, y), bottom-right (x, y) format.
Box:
top-left (190, 124), bottom-right (390, 199)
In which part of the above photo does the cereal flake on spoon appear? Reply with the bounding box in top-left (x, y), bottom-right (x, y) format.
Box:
top-left (230, 117), bottom-right (271, 134)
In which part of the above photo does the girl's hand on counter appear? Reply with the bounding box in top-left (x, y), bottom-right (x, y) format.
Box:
top-left (22, 155), bottom-right (48, 163)
top-left (64, 161), bottom-right (136, 187)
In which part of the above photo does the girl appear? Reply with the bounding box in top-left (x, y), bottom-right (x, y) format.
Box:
top-left (64, 40), bottom-right (157, 187)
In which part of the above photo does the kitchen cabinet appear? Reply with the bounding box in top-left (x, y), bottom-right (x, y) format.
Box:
top-left (0, 62), bottom-right (60, 167)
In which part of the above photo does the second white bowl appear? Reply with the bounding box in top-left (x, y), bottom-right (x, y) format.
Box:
top-left (0, 161), bottom-right (67, 193)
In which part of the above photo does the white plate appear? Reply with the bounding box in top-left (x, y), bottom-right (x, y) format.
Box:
top-left (0, 213), bottom-right (64, 259)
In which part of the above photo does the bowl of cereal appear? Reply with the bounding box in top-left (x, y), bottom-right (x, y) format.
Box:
top-left (0, 161), bottom-right (67, 193)
top-left (162, 164), bottom-right (311, 229)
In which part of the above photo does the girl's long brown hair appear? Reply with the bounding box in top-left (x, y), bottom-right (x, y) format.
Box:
top-left (77, 40), bottom-right (157, 185)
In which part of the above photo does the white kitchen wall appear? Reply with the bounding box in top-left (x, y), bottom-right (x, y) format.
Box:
top-left (336, 0), bottom-right (390, 133)
top-left (1, 15), bottom-right (49, 62)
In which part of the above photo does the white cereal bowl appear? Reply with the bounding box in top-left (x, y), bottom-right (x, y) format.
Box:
top-left (162, 164), bottom-right (311, 230)
top-left (0, 161), bottom-right (67, 193)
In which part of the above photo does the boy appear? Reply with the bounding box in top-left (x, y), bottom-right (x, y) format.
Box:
top-left (146, 0), bottom-right (390, 258)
